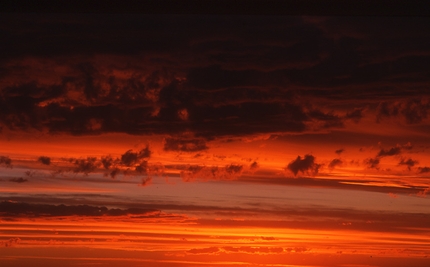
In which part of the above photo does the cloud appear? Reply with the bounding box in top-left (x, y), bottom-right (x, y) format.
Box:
top-left (345, 108), bottom-right (363, 123)
top-left (328, 158), bottom-right (343, 170)
top-left (8, 177), bottom-right (28, 183)
top-left (163, 137), bottom-right (208, 152)
top-left (335, 149), bottom-right (344, 155)
top-left (135, 161), bottom-right (148, 174)
top-left (101, 155), bottom-right (115, 169)
top-left (140, 177), bottom-right (152, 187)
top-left (377, 99), bottom-right (430, 124)
top-left (38, 156), bottom-right (51, 165)
top-left (120, 146), bottom-right (151, 166)
top-left (286, 154), bottom-right (320, 176)
top-left (418, 167), bottom-right (430, 173)
top-left (186, 247), bottom-right (220, 255)
top-left (181, 164), bottom-right (243, 182)
top-left (73, 157), bottom-right (99, 174)
top-left (398, 158), bottom-right (418, 170)
top-left (377, 146), bottom-right (402, 157)
top-left (364, 158), bottom-right (380, 169)
top-left (2, 238), bottom-right (20, 248)
top-left (0, 156), bottom-right (12, 168)
top-left (0, 201), bottom-right (158, 217)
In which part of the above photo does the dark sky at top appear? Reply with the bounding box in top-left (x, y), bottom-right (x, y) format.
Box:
top-left (1, 7), bottom-right (430, 139)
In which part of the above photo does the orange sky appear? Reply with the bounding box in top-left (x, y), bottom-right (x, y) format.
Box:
top-left (1, 9), bottom-right (430, 267)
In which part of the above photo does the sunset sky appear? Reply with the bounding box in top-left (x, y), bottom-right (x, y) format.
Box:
top-left (1, 9), bottom-right (430, 267)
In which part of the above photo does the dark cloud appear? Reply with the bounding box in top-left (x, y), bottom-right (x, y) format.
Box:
top-left (135, 161), bottom-right (148, 174)
top-left (286, 154), bottom-right (320, 176)
top-left (0, 201), bottom-right (157, 217)
top-left (73, 157), bottom-right (99, 174)
top-left (377, 146), bottom-right (402, 157)
top-left (418, 167), bottom-right (430, 174)
top-left (250, 161), bottom-right (259, 171)
top-left (335, 149), bottom-right (344, 155)
top-left (365, 158), bottom-right (380, 169)
top-left (163, 137), bottom-right (208, 152)
top-left (345, 108), bottom-right (363, 123)
top-left (9, 177), bottom-right (28, 183)
top-left (140, 177), bottom-right (152, 187)
top-left (0, 156), bottom-right (12, 168)
top-left (377, 99), bottom-right (430, 124)
top-left (328, 158), bottom-right (343, 170)
top-left (181, 164), bottom-right (243, 182)
top-left (38, 156), bottom-right (51, 165)
top-left (120, 146), bottom-right (151, 166)
top-left (1, 15), bottom-right (430, 140)
top-left (101, 155), bottom-right (115, 169)
top-left (398, 158), bottom-right (418, 170)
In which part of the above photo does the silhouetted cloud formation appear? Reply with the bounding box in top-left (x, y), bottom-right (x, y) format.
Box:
top-left (9, 177), bottom-right (28, 183)
top-left (377, 147), bottom-right (401, 157)
top-left (0, 156), bottom-right (12, 168)
top-left (120, 146), bottom-right (151, 166)
top-left (38, 156), bottom-right (51, 165)
top-left (0, 201), bottom-right (157, 217)
top-left (163, 137), bottom-right (208, 152)
top-left (181, 164), bottom-right (243, 182)
top-left (365, 158), bottom-right (380, 169)
top-left (398, 158), bottom-right (418, 170)
top-left (287, 154), bottom-right (320, 176)
top-left (73, 157), bottom-right (99, 174)
top-left (418, 167), bottom-right (430, 173)
top-left (1, 15), bottom-right (430, 140)
top-left (328, 158), bottom-right (343, 170)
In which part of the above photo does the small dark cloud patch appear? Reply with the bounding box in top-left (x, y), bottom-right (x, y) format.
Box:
top-left (0, 201), bottom-right (157, 217)
top-left (9, 177), bottom-right (28, 183)
top-left (181, 164), bottom-right (243, 182)
top-left (163, 137), bottom-right (208, 152)
top-left (286, 154), bottom-right (320, 176)
top-left (121, 146), bottom-right (151, 166)
top-left (335, 149), bottom-right (344, 155)
top-left (398, 158), bottom-right (418, 170)
top-left (345, 108), bottom-right (363, 123)
top-left (250, 161), bottom-right (259, 171)
top-left (377, 146), bottom-right (401, 157)
top-left (328, 158), bottom-right (343, 170)
top-left (377, 99), bottom-right (430, 124)
top-left (135, 161), bottom-right (148, 174)
top-left (38, 156), bottom-right (51, 165)
top-left (365, 158), bottom-right (380, 169)
top-left (0, 156), bottom-right (12, 168)
top-left (73, 157), bottom-right (99, 174)
top-left (418, 167), bottom-right (430, 173)
top-left (101, 156), bottom-right (114, 169)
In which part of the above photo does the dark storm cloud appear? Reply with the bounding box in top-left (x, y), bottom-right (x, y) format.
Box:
top-left (0, 156), bottom-right (12, 168)
top-left (286, 154), bottom-right (320, 176)
top-left (1, 15), bottom-right (430, 139)
top-left (38, 156), bottom-right (51, 165)
top-left (163, 137), bottom-right (208, 152)
top-left (0, 201), bottom-right (157, 217)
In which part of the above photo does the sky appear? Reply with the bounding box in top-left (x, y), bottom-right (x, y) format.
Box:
top-left (1, 11), bottom-right (430, 267)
